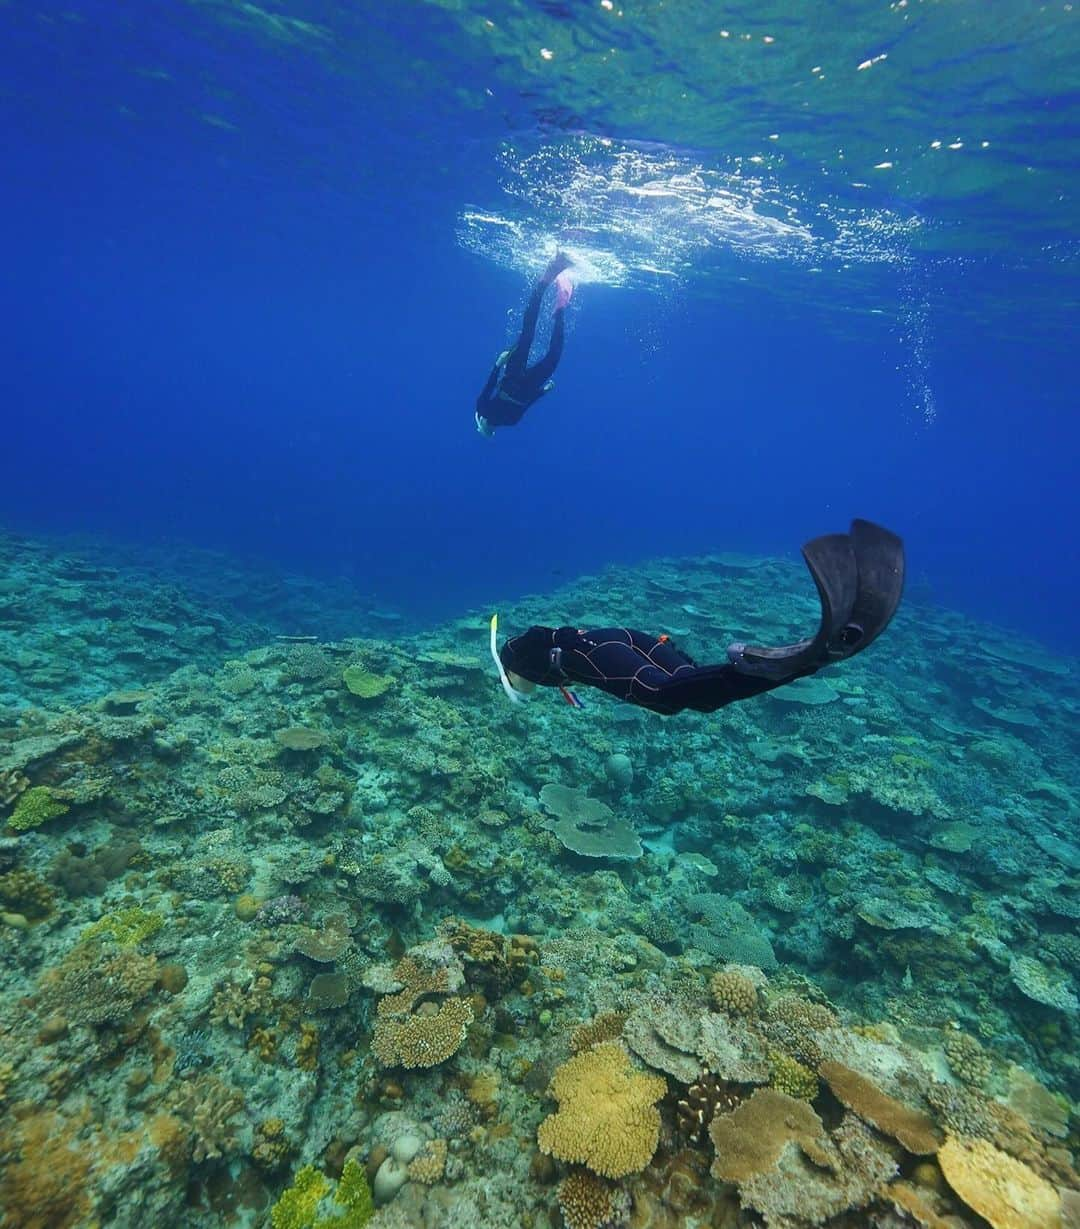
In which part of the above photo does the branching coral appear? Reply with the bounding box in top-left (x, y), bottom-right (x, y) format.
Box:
top-left (537, 1041), bottom-right (666, 1178)
top-left (270, 1159), bottom-right (373, 1229)
top-left (557, 1169), bottom-right (628, 1229)
top-left (171, 1074), bottom-right (244, 1163)
top-left (37, 941), bottom-right (158, 1026)
top-left (371, 997), bottom-right (473, 1069)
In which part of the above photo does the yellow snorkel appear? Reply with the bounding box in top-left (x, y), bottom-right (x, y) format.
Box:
top-left (490, 613), bottom-right (526, 704)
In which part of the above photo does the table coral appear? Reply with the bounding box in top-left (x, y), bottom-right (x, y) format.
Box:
top-left (938, 1135), bottom-right (1062, 1229)
top-left (709, 1088), bottom-right (833, 1183)
top-left (537, 1041), bottom-right (666, 1179)
top-left (819, 1061), bottom-right (942, 1154)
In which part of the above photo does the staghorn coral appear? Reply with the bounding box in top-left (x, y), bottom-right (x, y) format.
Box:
top-left (676, 1068), bottom-right (745, 1144)
top-left (819, 1061), bottom-right (941, 1154)
top-left (938, 1135), bottom-right (1062, 1229)
top-left (171, 1074), bottom-right (244, 1163)
top-left (537, 1041), bottom-right (666, 1179)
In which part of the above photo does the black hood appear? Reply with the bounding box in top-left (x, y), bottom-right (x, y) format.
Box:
top-left (499, 625), bottom-right (560, 686)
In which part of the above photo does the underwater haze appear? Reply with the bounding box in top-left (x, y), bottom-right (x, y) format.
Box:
top-left (1, 4), bottom-right (1080, 1229)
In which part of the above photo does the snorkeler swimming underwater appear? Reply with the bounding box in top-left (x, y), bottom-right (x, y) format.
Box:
top-left (475, 252), bottom-right (574, 437)
top-left (495, 519), bottom-right (904, 716)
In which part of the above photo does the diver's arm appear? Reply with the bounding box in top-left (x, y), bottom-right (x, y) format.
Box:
top-left (477, 362), bottom-right (501, 405)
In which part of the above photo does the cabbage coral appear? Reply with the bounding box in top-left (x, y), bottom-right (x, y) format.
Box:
top-left (537, 1041), bottom-right (666, 1178)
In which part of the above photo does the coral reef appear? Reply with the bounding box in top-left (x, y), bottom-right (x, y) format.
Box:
top-left (0, 530), bottom-right (1078, 1228)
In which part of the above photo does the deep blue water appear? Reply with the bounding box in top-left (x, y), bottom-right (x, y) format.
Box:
top-left (3, 1), bottom-right (1078, 650)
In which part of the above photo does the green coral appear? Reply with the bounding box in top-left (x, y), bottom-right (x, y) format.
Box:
top-left (8, 786), bottom-right (69, 831)
top-left (323, 1159), bottom-right (374, 1226)
top-left (341, 666), bottom-right (394, 699)
top-left (768, 1048), bottom-right (819, 1100)
top-left (271, 1160), bottom-right (373, 1229)
top-left (82, 906), bottom-right (164, 947)
top-left (271, 1166), bottom-right (330, 1229)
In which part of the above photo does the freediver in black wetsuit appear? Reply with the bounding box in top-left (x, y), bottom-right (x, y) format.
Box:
top-left (496, 520), bottom-right (904, 716)
top-left (475, 253), bottom-right (574, 437)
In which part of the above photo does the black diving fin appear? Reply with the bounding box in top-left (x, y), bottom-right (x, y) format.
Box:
top-left (727, 519), bottom-right (904, 681)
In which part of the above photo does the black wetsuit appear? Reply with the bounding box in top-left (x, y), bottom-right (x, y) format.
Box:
top-left (476, 275), bottom-right (566, 428)
top-left (500, 626), bottom-right (789, 717)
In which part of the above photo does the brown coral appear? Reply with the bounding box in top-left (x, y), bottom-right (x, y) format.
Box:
top-left (537, 1041), bottom-right (666, 1179)
top-left (570, 1010), bottom-right (629, 1052)
top-left (938, 1135), bottom-right (1062, 1229)
top-left (407, 1138), bottom-right (447, 1185)
top-left (710, 967), bottom-right (758, 1017)
top-left (708, 1087), bottom-right (833, 1183)
top-left (371, 997), bottom-right (473, 1069)
top-left (557, 1169), bottom-right (625, 1229)
top-left (819, 1060), bottom-right (942, 1155)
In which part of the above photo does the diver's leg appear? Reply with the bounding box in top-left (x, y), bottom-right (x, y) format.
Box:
top-left (523, 307), bottom-right (565, 385)
top-left (505, 255), bottom-right (570, 379)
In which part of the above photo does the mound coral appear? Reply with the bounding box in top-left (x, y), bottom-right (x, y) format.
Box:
top-left (537, 1041), bottom-right (666, 1178)
top-left (710, 966), bottom-right (759, 1017)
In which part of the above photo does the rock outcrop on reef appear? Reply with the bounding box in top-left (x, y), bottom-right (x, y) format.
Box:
top-left (0, 530), bottom-right (1078, 1227)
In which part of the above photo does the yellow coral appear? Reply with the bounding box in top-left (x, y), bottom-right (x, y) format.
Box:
top-left (938, 1136), bottom-right (1061, 1229)
top-left (537, 1041), bottom-right (666, 1179)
